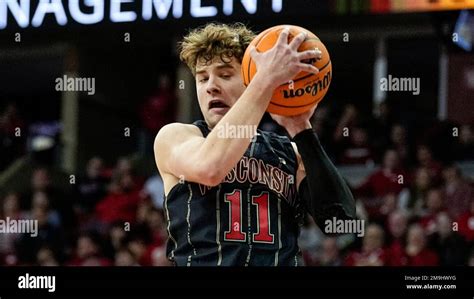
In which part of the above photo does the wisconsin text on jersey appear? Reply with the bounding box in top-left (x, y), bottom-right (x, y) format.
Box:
top-left (196, 156), bottom-right (296, 204)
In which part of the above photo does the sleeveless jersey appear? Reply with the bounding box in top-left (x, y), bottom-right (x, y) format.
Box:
top-left (164, 120), bottom-right (302, 266)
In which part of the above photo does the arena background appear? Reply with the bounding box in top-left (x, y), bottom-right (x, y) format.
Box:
top-left (0, 0), bottom-right (473, 267)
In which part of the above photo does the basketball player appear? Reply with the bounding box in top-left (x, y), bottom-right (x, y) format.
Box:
top-left (154, 23), bottom-right (356, 266)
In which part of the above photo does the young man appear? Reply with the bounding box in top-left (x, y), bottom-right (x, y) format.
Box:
top-left (154, 23), bottom-right (355, 266)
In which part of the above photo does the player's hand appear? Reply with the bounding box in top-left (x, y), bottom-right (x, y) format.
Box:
top-left (249, 27), bottom-right (321, 90)
top-left (270, 104), bottom-right (317, 138)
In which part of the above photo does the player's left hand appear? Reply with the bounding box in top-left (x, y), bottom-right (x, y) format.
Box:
top-left (270, 104), bottom-right (317, 138)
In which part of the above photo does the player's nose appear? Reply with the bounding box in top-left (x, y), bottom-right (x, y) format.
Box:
top-left (206, 76), bottom-right (221, 94)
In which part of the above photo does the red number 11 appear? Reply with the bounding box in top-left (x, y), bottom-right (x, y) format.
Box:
top-left (224, 190), bottom-right (274, 244)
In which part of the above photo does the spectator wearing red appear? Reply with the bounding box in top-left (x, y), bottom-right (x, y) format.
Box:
top-left (68, 232), bottom-right (112, 266)
top-left (345, 224), bottom-right (386, 266)
top-left (355, 149), bottom-right (408, 218)
top-left (393, 224), bottom-right (439, 266)
top-left (339, 126), bottom-right (375, 165)
top-left (442, 164), bottom-right (473, 220)
top-left (418, 188), bottom-right (447, 235)
top-left (95, 172), bottom-right (142, 225)
top-left (385, 210), bottom-right (408, 266)
top-left (457, 198), bottom-right (474, 243)
top-left (138, 73), bottom-right (177, 155)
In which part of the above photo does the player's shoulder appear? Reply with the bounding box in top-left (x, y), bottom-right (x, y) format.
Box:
top-left (154, 122), bottom-right (203, 149)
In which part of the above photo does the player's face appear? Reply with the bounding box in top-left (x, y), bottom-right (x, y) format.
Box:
top-left (195, 57), bottom-right (246, 129)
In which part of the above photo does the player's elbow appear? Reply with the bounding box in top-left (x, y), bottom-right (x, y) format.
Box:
top-left (195, 162), bottom-right (225, 187)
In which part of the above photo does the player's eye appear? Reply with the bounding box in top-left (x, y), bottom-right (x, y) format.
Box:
top-left (220, 74), bottom-right (231, 79)
top-left (199, 77), bottom-right (209, 83)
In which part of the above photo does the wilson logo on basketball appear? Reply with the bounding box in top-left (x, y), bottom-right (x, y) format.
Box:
top-left (282, 71), bottom-right (331, 99)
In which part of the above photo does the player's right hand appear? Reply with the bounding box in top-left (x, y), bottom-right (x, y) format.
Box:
top-left (249, 27), bottom-right (321, 90)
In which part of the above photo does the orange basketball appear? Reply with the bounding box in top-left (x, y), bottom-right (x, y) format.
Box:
top-left (241, 25), bottom-right (332, 116)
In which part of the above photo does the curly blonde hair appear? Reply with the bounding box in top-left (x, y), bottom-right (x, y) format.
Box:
top-left (179, 23), bottom-right (256, 75)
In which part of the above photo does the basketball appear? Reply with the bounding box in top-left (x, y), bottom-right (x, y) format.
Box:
top-left (241, 25), bottom-right (332, 116)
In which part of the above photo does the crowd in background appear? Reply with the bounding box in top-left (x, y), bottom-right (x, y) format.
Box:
top-left (1, 88), bottom-right (474, 266)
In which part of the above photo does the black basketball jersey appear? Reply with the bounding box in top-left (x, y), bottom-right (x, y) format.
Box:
top-left (164, 120), bottom-right (303, 266)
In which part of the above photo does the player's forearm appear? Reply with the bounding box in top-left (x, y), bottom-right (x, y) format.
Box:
top-left (198, 73), bottom-right (275, 183)
top-left (294, 129), bottom-right (356, 227)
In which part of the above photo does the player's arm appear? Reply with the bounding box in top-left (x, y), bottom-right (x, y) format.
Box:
top-left (291, 131), bottom-right (356, 230)
top-left (154, 73), bottom-right (274, 187)
top-left (155, 29), bottom-right (320, 187)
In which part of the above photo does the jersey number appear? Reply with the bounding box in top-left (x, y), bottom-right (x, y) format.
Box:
top-left (223, 190), bottom-right (274, 244)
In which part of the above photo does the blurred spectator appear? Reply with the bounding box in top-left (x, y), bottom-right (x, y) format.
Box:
top-left (355, 149), bottom-right (408, 218)
top-left (429, 212), bottom-right (469, 266)
top-left (126, 234), bottom-right (149, 266)
top-left (146, 208), bottom-right (167, 246)
top-left (457, 198), bottom-right (474, 243)
top-left (68, 231), bottom-right (112, 266)
top-left (30, 191), bottom-right (62, 228)
top-left (415, 144), bottom-right (443, 184)
top-left (114, 248), bottom-right (139, 266)
top-left (399, 224), bottom-right (438, 266)
top-left (469, 250), bottom-right (474, 266)
top-left (15, 207), bottom-right (64, 265)
top-left (398, 167), bottom-right (432, 216)
top-left (418, 188), bottom-right (446, 234)
top-left (344, 224), bottom-right (386, 266)
top-left (95, 172), bottom-right (142, 226)
top-left (442, 164), bottom-right (474, 220)
top-left (107, 222), bottom-right (128, 254)
top-left (138, 73), bottom-right (177, 155)
top-left (333, 104), bottom-right (364, 159)
top-left (339, 126), bottom-right (375, 165)
top-left (333, 104), bottom-right (361, 144)
top-left (385, 210), bottom-right (408, 266)
top-left (388, 124), bottom-right (411, 167)
top-left (452, 124), bottom-right (474, 161)
top-left (142, 174), bottom-right (165, 209)
top-left (0, 193), bottom-right (25, 259)
top-left (298, 215), bottom-right (323, 266)
top-left (36, 246), bottom-right (60, 266)
top-left (379, 193), bottom-right (398, 219)
top-left (0, 102), bottom-right (26, 171)
top-left (22, 168), bottom-right (74, 228)
top-left (318, 237), bottom-right (342, 266)
top-left (74, 157), bottom-right (109, 218)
